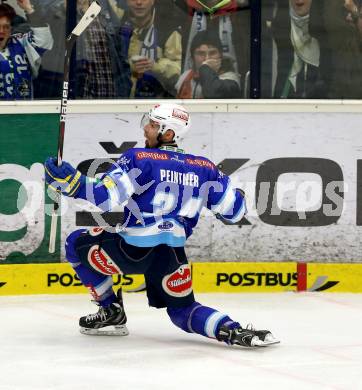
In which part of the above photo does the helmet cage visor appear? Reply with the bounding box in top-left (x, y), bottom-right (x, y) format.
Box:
top-left (140, 113), bottom-right (162, 132)
top-left (140, 113), bottom-right (149, 130)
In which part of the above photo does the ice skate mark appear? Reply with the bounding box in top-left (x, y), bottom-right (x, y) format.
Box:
top-left (312, 346), bottom-right (355, 362)
top-left (211, 348), bottom-right (345, 390)
top-left (307, 294), bottom-right (362, 310)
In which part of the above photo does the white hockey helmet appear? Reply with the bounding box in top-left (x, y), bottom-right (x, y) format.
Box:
top-left (141, 103), bottom-right (191, 142)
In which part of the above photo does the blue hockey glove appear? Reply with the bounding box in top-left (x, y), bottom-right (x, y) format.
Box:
top-left (45, 157), bottom-right (85, 197)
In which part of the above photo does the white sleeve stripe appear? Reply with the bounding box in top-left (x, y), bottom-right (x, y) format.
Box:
top-left (107, 185), bottom-right (120, 210)
top-left (106, 173), bottom-right (135, 208)
top-left (212, 185), bottom-right (235, 214)
top-left (204, 312), bottom-right (227, 338)
top-left (225, 199), bottom-right (247, 223)
top-left (118, 173), bottom-right (135, 198)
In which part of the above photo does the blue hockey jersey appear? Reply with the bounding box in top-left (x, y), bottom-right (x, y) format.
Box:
top-left (76, 146), bottom-right (246, 247)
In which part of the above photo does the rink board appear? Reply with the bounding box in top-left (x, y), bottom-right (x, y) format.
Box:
top-left (3, 110), bottom-right (362, 264)
top-left (1, 262), bottom-right (362, 295)
top-left (192, 262), bottom-right (362, 293)
top-left (0, 263), bottom-right (146, 296)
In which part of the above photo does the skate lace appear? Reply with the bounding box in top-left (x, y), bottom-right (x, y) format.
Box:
top-left (86, 307), bottom-right (107, 323)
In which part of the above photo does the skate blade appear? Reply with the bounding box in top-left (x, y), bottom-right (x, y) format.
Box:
top-left (80, 324), bottom-right (129, 336)
top-left (251, 334), bottom-right (280, 347)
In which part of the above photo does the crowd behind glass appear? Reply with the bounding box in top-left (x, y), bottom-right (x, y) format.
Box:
top-left (0, 0), bottom-right (361, 100)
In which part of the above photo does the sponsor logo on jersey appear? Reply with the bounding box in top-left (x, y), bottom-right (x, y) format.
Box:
top-left (186, 158), bottom-right (215, 170)
top-left (88, 227), bottom-right (104, 236)
top-left (88, 245), bottom-right (122, 275)
top-left (171, 154), bottom-right (185, 164)
top-left (117, 156), bottom-right (131, 166)
top-left (172, 108), bottom-right (189, 122)
top-left (158, 221), bottom-right (174, 231)
top-left (136, 151), bottom-right (169, 161)
top-left (217, 169), bottom-right (225, 179)
top-left (162, 264), bottom-right (192, 297)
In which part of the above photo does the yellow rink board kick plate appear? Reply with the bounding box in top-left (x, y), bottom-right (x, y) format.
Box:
top-left (192, 262), bottom-right (297, 292)
top-left (306, 263), bottom-right (362, 293)
top-left (0, 264), bottom-right (146, 295)
top-left (1, 262), bottom-right (362, 296)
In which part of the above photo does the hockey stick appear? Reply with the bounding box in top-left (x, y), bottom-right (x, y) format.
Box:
top-left (48, 1), bottom-right (101, 253)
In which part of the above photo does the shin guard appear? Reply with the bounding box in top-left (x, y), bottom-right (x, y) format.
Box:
top-left (167, 302), bottom-right (240, 339)
top-left (65, 229), bottom-right (116, 307)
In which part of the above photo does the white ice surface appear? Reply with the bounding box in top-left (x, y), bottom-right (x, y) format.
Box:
top-left (1, 292), bottom-right (362, 390)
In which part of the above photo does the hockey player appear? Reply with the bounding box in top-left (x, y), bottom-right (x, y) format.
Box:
top-left (44, 103), bottom-right (279, 348)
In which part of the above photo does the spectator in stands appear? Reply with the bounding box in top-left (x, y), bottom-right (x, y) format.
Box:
top-left (0, 0), bottom-right (53, 99)
top-left (32, 0), bottom-right (65, 98)
top-left (272, 0), bottom-right (328, 98)
top-left (323, 0), bottom-right (362, 98)
top-left (175, 30), bottom-right (241, 98)
top-left (75, 0), bottom-right (131, 98)
top-left (175, 0), bottom-right (249, 96)
top-left (33, 0), bottom-right (130, 99)
top-left (118, 0), bottom-right (182, 98)
top-left (260, 0), bottom-right (278, 98)
top-left (2, 0), bottom-right (29, 33)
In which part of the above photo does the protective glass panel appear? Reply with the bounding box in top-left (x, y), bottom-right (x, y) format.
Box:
top-left (72, 0), bottom-right (250, 99)
top-left (261, 0), bottom-right (362, 99)
top-left (176, 0), bottom-right (250, 99)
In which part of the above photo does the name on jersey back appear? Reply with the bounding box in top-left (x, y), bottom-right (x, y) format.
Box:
top-left (160, 169), bottom-right (199, 187)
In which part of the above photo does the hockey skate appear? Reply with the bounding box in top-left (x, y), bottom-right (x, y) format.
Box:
top-left (79, 288), bottom-right (128, 336)
top-left (217, 324), bottom-right (280, 347)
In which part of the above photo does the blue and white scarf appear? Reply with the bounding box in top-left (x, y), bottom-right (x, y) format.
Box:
top-left (0, 27), bottom-right (52, 100)
top-left (183, 12), bottom-right (236, 71)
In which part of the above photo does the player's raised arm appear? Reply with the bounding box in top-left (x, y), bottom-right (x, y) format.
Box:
top-left (44, 151), bottom-right (138, 212)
